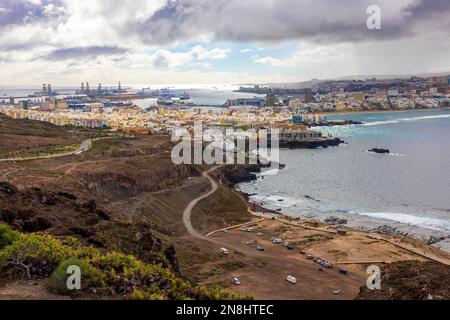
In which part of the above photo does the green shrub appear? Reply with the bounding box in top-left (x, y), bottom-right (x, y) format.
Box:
top-left (0, 225), bottom-right (20, 250)
top-left (0, 233), bottom-right (75, 267)
top-left (0, 230), bottom-right (250, 300)
top-left (48, 257), bottom-right (104, 295)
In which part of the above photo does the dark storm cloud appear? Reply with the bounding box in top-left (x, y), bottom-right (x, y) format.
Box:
top-left (44, 46), bottom-right (127, 60)
top-left (2, 0), bottom-right (450, 61)
top-left (129, 0), bottom-right (450, 44)
top-left (403, 0), bottom-right (450, 19)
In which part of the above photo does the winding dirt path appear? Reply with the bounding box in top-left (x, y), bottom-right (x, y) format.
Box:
top-left (183, 166), bottom-right (223, 241)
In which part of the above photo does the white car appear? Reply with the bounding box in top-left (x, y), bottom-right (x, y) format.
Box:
top-left (232, 278), bottom-right (241, 286)
top-left (220, 248), bottom-right (229, 255)
top-left (286, 275), bottom-right (297, 284)
top-left (272, 238), bottom-right (282, 244)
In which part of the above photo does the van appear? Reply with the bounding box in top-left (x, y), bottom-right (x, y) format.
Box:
top-left (285, 275), bottom-right (297, 284)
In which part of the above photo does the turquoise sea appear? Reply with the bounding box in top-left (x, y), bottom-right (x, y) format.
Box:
top-left (238, 109), bottom-right (450, 248)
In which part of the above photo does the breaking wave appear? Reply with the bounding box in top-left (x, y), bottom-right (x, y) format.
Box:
top-left (362, 114), bottom-right (450, 126)
top-left (353, 211), bottom-right (450, 232)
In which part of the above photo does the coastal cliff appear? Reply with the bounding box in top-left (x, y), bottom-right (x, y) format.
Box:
top-left (279, 137), bottom-right (344, 149)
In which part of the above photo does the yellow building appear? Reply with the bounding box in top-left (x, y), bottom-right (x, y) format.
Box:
top-left (335, 102), bottom-right (348, 111)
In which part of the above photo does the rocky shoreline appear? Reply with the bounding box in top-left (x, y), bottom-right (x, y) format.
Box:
top-left (310, 120), bottom-right (363, 127)
top-left (221, 163), bottom-right (450, 254)
top-left (222, 162), bottom-right (285, 185)
top-left (279, 137), bottom-right (345, 149)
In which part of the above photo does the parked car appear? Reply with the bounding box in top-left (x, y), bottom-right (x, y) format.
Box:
top-left (232, 278), bottom-right (241, 286)
top-left (285, 275), bottom-right (297, 284)
top-left (256, 246), bottom-right (265, 251)
top-left (220, 248), bottom-right (229, 256)
top-left (317, 259), bottom-right (325, 266)
top-left (271, 238), bottom-right (282, 244)
top-left (246, 240), bottom-right (256, 245)
top-left (246, 227), bottom-right (255, 233)
top-left (306, 255), bottom-right (314, 260)
top-left (339, 268), bottom-right (348, 275)
top-left (257, 232), bottom-right (264, 236)
top-left (286, 245), bottom-right (294, 250)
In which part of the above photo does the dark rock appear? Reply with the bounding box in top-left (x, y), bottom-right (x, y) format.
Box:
top-left (311, 120), bottom-right (363, 127)
top-left (164, 245), bottom-right (180, 275)
top-left (95, 208), bottom-right (111, 220)
top-left (81, 199), bottom-right (97, 212)
top-left (0, 182), bottom-right (18, 195)
top-left (57, 192), bottom-right (77, 200)
top-left (70, 227), bottom-right (94, 237)
top-left (224, 168), bottom-right (257, 184)
top-left (38, 194), bottom-right (57, 205)
top-left (376, 225), bottom-right (401, 235)
top-left (0, 208), bottom-right (35, 223)
top-left (223, 162), bottom-right (285, 185)
top-left (22, 217), bottom-right (52, 232)
top-left (426, 235), bottom-right (447, 245)
top-left (279, 138), bottom-right (344, 149)
top-left (85, 217), bottom-right (100, 226)
top-left (368, 148), bottom-right (390, 154)
top-left (87, 237), bottom-right (105, 248)
top-left (324, 216), bottom-right (348, 225)
top-left (141, 232), bottom-right (163, 251)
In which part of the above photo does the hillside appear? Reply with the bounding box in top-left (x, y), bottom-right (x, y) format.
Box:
top-left (0, 114), bottom-right (90, 157)
top-left (357, 261), bottom-right (450, 300)
top-left (0, 116), bottom-right (248, 300)
top-left (0, 113), bottom-right (72, 137)
top-left (0, 225), bottom-right (245, 300)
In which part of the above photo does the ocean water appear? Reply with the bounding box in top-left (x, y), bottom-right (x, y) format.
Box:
top-left (0, 85), bottom-right (263, 107)
top-left (238, 110), bottom-right (450, 242)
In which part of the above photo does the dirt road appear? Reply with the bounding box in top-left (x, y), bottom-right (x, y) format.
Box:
top-left (183, 166), bottom-right (223, 241)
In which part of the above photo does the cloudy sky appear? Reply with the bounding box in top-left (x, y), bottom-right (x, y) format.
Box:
top-left (1, 0), bottom-right (450, 86)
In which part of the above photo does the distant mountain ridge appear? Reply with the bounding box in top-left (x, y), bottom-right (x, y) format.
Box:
top-left (237, 70), bottom-right (450, 89)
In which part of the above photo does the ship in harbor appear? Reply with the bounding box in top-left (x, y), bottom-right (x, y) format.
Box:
top-left (139, 87), bottom-right (190, 100)
top-left (180, 91), bottom-right (190, 100)
top-left (156, 97), bottom-right (174, 106)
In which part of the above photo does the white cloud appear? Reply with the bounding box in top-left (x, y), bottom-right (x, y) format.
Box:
top-left (254, 44), bottom-right (343, 67)
top-left (190, 45), bottom-right (231, 60)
